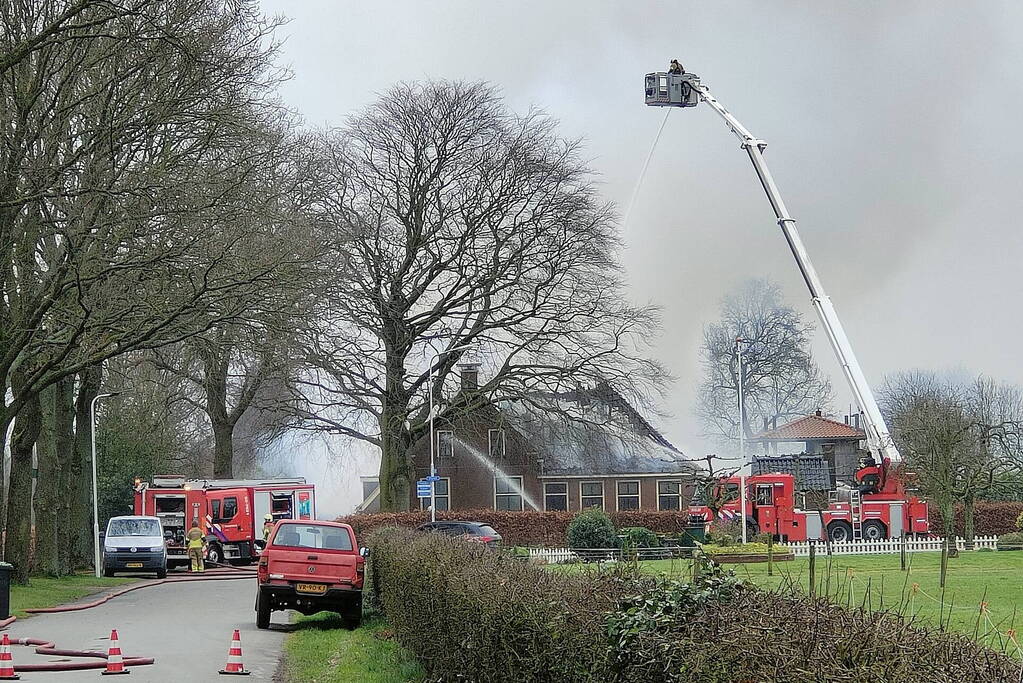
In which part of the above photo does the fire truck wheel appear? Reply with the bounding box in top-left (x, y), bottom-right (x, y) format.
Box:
top-left (827, 521), bottom-right (853, 543)
top-left (862, 520), bottom-right (887, 541)
top-left (207, 544), bottom-right (223, 565)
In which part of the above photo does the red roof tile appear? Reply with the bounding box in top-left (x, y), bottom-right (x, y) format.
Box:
top-left (753, 414), bottom-right (865, 441)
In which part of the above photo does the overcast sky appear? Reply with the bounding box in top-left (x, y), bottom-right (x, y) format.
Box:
top-left (261, 1), bottom-right (1023, 514)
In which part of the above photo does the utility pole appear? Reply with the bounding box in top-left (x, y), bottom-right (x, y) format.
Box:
top-left (428, 345), bottom-right (474, 523)
top-left (737, 337), bottom-right (749, 544)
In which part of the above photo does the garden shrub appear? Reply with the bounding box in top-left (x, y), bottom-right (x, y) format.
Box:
top-left (997, 531), bottom-right (1023, 549)
top-left (700, 542), bottom-right (786, 556)
top-left (619, 526), bottom-right (660, 548)
top-left (367, 528), bottom-right (1018, 683)
top-left (567, 509), bottom-right (619, 549)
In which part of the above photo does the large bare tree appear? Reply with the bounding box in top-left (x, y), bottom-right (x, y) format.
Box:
top-left (696, 279), bottom-right (833, 445)
top-left (293, 81), bottom-right (666, 511)
top-left (0, 0), bottom-right (289, 578)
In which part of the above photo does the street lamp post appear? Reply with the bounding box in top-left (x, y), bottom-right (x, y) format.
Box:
top-left (736, 338), bottom-right (750, 545)
top-left (91, 392), bottom-right (120, 578)
top-left (428, 344), bottom-right (475, 523)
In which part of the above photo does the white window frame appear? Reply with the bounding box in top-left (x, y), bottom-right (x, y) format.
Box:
top-left (657, 479), bottom-right (683, 511)
top-left (488, 429), bottom-right (505, 460)
top-left (543, 481), bottom-right (568, 511)
top-left (437, 430), bottom-right (454, 459)
top-left (580, 481), bottom-right (604, 510)
top-left (616, 480), bottom-right (641, 511)
top-left (419, 477), bottom-right (451, 511)
top-left (493, 475), bottom-right (523, 511)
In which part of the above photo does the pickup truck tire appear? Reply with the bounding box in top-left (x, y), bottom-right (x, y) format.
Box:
top-left (256, 590), bottom-right (271, 630)
top-left (341, 604), bottom-right (361, 630)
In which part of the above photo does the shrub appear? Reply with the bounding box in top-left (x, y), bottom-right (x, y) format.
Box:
top-left (368, 528), bottom-right (1019, 683)
top-left (705, 519), bottom-right (741, 546)
top-left (931, 502), bottom-right (1023, 537)
top-left (997, 532), bottom-right (1023, 550)
top-left (701, 542), bottom-right (787, 556)
top-left (619, 527), bottom-right (660, 549)
top-left (567, 509), bottom-right (619, 549)
top-left (1016, 510), bottom-right (1023, 531)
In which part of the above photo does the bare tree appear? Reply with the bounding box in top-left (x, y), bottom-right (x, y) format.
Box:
top-left (292, 81), bottom-right (667, 511)
top-left (881, 372), bottom-right (1022, 548)
top-left (696, 279), bottom-right (833, 444)
top-left (0, 0), bottom-right (289, 578)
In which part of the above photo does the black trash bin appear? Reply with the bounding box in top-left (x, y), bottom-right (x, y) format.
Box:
top-left (0, 562), bottom-right (11, 619)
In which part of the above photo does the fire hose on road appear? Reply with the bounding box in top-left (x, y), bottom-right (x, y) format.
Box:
top-left (0, 563), bottom-right (257, 672)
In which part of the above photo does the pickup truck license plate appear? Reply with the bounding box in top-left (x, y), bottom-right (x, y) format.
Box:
top-left (126, 562), bottom-right (143, 568)
top-left (296, 583), bottom-right (326, 594)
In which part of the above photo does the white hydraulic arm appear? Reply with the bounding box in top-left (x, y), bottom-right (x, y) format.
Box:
top-left (658, 74), bottom-right (900, 463)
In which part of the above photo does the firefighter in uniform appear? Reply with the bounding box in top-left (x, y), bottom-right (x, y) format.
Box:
top-left (262, 514), bottom-right (274, 543)
top-left (186, 519), bottom-right (205, 573)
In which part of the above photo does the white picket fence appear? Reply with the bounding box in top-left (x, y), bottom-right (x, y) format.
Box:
top-left (786, 535), bottom-right (998, 557)
top-left (529, 536), bottom-right (1000, 564)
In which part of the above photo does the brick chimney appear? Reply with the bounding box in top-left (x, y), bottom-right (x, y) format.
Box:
top-left (459, 364), bottom-right (479, 391)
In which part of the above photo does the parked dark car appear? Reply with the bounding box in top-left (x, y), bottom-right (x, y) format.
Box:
top-left (415, 521), bottom-right (502, 549)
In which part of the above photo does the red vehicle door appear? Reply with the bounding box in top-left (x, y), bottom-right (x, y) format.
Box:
top-left (207, 488), bottom-right (250, 544)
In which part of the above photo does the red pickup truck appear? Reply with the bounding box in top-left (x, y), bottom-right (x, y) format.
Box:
top-left (256, 520), bottom-right (366, 629)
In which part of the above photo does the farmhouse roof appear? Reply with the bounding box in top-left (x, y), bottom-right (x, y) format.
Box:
top-left (753, 414), bottom-right (865, 441)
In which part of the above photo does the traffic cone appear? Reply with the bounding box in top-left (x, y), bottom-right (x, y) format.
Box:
top-left (0, 633), bottom-right (19, 680)
top-left (218, 629), bottom-right (250, 676)
top-left (101, 628), bottom-right (130, 675)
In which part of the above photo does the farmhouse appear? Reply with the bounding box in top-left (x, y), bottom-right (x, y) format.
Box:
top-left (752, 411), bottom-right (867, 486)
top-left (358, 377), bottom-right (696, 513)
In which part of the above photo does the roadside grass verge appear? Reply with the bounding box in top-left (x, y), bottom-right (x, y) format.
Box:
top-left (283, 612), bottom-right (423, 683)
top-left (554, 550), bottom-right (1023, 648)
top-left (12, 574), bottom-right (135, 618)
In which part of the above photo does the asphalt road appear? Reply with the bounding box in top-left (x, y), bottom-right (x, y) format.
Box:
top-left (4, 575), bottom-right (291, 682)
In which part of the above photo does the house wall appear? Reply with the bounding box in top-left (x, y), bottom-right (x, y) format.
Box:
top-left (405, 413), bottom-right (692, 512)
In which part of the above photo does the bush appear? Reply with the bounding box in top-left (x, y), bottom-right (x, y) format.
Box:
top-left (368, 528), bottom-right (1019, 682)
top-left (701, 542), bottom-right (787, 556)
top-left (567, 509), bottom-right (619, 549)
top-left (337, 509), bottom-right (699, 546)
top-left (1016, 510), bottom-right (1023, 531)
top-left (705, 519), bottom-right (741, 546)
top-left (997, 532), bottom-right (1023, 550)
top-left (619, 527), bottom-right (660, 549)
top-left (931, 502), bottom-right (1023, 537)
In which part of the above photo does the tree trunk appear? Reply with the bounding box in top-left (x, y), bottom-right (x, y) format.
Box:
top-left (212, 421), bottom-right (234, 479)
top-left (202, 345), bottom-right (235, 478)
top-left (68, 367), bottom-right (102, 571)
top-left (962, 491), bottom-right (976, 551)
top-left (6, 390), bottom-right (42, 583)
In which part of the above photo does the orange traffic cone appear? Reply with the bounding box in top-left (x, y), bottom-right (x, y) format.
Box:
top-left (0, 633), bottom-right (19, 680)
top-left (218, 629), bottom-right (250, 676)
top-left (101, 628), bottom-right (130, 675)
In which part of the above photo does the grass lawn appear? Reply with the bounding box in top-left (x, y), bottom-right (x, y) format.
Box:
top-left (11, 574), bottom-right (135, 618)
top-left (556, 550), bottom-right (1023, 651)
top-left (282, 612), bottom-right (423, 683)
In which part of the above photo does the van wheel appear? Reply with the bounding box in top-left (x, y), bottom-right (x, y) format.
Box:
top-left (256, 591), bottom-right (271, 629)
top-left (156, 568), bottom-right (167, 579)
top-left (103, 568), bottom-right (114, 578)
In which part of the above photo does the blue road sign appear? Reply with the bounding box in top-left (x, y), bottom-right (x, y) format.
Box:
top-left (416, 480), bottom-right (432, 498)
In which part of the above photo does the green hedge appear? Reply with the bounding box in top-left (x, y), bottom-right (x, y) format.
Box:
top-left (367, 528), bottom-right (1018, 682)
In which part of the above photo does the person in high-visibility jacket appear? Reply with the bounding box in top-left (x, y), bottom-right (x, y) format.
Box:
top-left (186, 519), bottom-right (205, 573)
top-left (262, 514), bottom-right (274, 543)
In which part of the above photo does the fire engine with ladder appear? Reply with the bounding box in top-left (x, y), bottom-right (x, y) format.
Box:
top-left (644, 67), bottom-right (929, 541)
top-left (134, 475), bottom-right (316, 566)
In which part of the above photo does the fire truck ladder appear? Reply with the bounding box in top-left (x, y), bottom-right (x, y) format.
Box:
top-left (849, 490), bottom-right (863, 540)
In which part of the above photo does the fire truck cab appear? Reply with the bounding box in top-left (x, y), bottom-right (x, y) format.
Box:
top-left (693, 466), bottom-right (929, 542)
top-left (134, 475), bottom-right (316, 567)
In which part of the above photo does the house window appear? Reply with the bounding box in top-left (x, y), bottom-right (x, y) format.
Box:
top-left (580, 481), bottom-right (604, 509)
top-left (419, 478), bottom-right (450, 511)
top-left (438, 430), bottom-right (454, 459)
top-left (488, 429), bottom-right (505, 460)
top-left (616, 481), bottom-right (640, 510)
top-left (494, 475), bottom-right (522, 511)
top-left (544, 482), bottom-right (568, 511)
top-left (657, 480), bottom-right (683, 511)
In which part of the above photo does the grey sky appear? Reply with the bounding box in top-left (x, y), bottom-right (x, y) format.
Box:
top-left (260, 1), bottom-right (1023, 513)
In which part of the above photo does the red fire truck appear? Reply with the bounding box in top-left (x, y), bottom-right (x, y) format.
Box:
top-left (690, 460), bottom-right (929, 542)
top-left (133, 475), bottom-right (316, 566)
